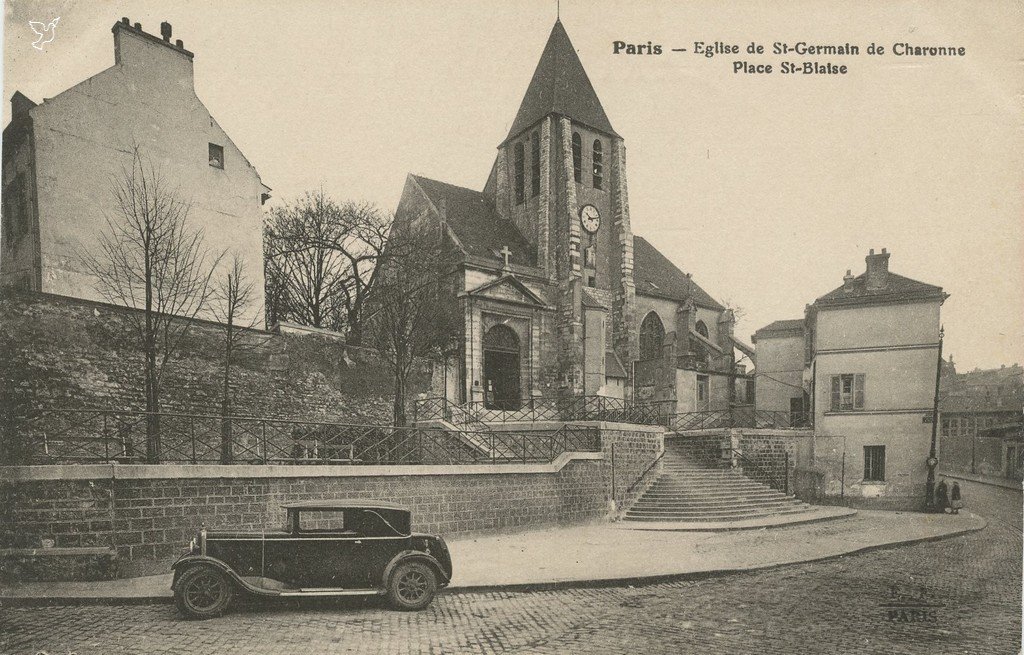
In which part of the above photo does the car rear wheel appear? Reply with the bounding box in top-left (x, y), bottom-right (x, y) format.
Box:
top-left (174, 565), bottom-right (235, 620)
top-left (387, 561), bottom-right (437, 611)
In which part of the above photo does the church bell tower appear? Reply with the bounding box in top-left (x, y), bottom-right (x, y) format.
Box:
top-left (486, 19), bottom-right (637, 396)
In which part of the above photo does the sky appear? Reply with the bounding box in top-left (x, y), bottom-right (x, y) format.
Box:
top-left (3, 0), bottom-right (1023, 371)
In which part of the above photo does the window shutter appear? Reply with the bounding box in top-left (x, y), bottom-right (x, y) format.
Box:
top-left (830, 376), bottom-right (841, 411)
top-left (854, 374), bottom-right (866, 409)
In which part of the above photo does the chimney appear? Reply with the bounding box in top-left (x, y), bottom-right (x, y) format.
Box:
top-left (112, 17), bottom-right (195, 71)
top-left (865, 248), bottom-right (891, 290)
top-left (842, 269), bottom-right (855, 292)
top-left (10, 91), bottom-right (37, 118)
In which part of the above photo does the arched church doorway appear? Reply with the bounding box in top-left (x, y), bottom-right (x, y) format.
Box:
top-left (483, 325), bottom-right (521, 410)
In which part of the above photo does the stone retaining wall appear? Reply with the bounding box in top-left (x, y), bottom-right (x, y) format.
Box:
top-left (0, 423), bottom-right (665, 580)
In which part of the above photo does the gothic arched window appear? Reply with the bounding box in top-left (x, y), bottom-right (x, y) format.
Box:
top-left (531, 132), bottom-right (541, 198)
top-left (592, 139), bottom-right (603, 189)
top-left (514, 142), bottom-right (525, 204)
top-left (695, 320), bottom-right (709, 339)
top-left (572, 132), bottom-right (582, 183)
top-left (639, 312), bottom-right (665, 361)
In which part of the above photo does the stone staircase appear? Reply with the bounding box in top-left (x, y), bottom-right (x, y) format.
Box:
top-left (623, 439), bottom-right (814, 523)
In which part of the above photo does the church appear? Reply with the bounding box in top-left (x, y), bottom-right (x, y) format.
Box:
top-left (395, 20), bottom-right (751, 412)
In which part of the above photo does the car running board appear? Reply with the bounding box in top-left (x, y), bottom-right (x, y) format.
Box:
top-left (278, 588), bottom-right (384, 597)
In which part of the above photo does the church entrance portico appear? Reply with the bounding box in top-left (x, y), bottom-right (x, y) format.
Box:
top-left (483, 324), bottom-right (521, 410)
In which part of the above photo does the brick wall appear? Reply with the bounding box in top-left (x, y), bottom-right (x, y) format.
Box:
top-left (1, 457), bottom-right (607, 578)
top-left (1, 423), bottom-right (664, 579)
top-left (736, 431), bottom-right (800, 492)
top-left (0, 291), bottom-right (431, 434)
top-left (603, 424), bottom-right (665, 510)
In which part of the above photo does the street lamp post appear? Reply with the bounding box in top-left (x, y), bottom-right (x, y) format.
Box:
top-left (925, 326), bottom-right (944, 511)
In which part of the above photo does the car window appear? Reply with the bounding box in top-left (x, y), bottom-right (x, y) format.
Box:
top-left (297, 510), bottom-right (346, 532)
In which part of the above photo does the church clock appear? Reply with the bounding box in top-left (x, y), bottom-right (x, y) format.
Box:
top-left (579, 204), bottom-right (601, 234)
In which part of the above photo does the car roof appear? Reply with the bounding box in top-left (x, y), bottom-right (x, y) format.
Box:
top-left (281, 500), bottom-right (410, 512)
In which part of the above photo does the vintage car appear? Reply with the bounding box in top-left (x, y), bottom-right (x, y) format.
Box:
top-left (171, 500), bottom-right (452, 619)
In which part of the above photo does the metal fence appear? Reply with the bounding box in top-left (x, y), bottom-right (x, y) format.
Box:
top-left (670, 407), bottom-right (812, 431)
top-left (6, 408), bottom-right (600, 466)
top-left (415, 395), bottom-right (676, 427)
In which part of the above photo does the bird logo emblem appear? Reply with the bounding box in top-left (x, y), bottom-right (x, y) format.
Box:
top-left (29, 18), bottom-right (60, 50)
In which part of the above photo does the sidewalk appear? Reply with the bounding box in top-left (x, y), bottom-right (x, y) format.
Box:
top-left (0, 510), bottom-right (985, 604)
top-left (940, 470), bottom-right (1023, 492)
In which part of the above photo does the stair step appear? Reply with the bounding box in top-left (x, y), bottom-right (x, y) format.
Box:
top-left (624, 505), bottom-right (812, 518)
top-left (627, 502), bottom-right (807, 514)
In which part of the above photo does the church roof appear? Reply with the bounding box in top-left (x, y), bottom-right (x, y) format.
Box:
top-left (815, 272), bottom-right (945, 308)
top-left (633, 236), bottom-right (725, 311)
top-left (504, 20), bottom-right (618, 143)
top-left (410, 175), bottom-right (536, 267)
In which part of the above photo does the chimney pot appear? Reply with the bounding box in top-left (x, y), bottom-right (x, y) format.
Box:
top-left (843, 269), bottom-right (855, 292)
top-left (160, 22), bottom-right (172, 41)
top-left (134, 22), bottom-right (142, 30)
top-left (175, 39), bottom-right (183, 48)
top-left (865, 248), bottom-right (891, 290)
top-left (121, 17), bottom-right (129, 25)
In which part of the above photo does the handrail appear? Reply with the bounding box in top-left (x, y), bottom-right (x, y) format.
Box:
top-left (625, 448), bottom-right (666, 497)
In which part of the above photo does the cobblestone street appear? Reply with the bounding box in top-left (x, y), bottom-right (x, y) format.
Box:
top-left (2, 480), bottom-right (1020, 655)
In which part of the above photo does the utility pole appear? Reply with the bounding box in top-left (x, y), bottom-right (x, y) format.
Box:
top-left (925, 326), bottom-right (944, 510)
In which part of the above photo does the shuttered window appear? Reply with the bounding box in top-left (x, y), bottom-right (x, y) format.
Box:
top-left (572, 132), bottom-right (582, 183)
top-left (830, 373), bottom-right (865, 411)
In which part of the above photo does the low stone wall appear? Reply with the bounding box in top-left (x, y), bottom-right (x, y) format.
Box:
top-left (0, 423), bottom-right (665, 580)
top-left (1, 456), bottom-right (604, 578)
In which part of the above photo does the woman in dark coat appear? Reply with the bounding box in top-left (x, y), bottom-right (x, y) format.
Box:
top-left (950, 481), bottom-right (963, 514)
top-left (935, 479), bottom-right (949, 513)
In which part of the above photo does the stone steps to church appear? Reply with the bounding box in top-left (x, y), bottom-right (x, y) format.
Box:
top-left (626, 499), bottom-right (802, 513)
top-left (622, 506), bottom-right (814, 522)
top-left (625, 502), bottom-right (811, 516)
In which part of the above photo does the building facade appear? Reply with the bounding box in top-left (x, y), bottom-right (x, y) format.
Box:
top-left (755, 249), bottom-right (947, 508)
top-left (394, 20), bottom-right (746, 411)
top-left (939, 362), bottom-right (1024, 479)
top-left (1, 18), bottom-right (270, 326)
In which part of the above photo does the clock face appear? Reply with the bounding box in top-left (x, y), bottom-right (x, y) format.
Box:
top-left (579, 204), bottom-right (601, 234)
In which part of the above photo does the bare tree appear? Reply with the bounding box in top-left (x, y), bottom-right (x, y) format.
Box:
top-left (210, 254), bottom-right (263, 463)
top-left (367, 226), bottom-right (460, 426)
top-left (84, 147), bottom-right (220, 462)
top-left (263, 191), bottom-right (390, 342)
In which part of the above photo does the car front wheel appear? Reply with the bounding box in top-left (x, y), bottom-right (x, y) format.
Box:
top-left (174, 565), bottom-right (236, 619)
top-left (387, 561), bottom-right (437, 611)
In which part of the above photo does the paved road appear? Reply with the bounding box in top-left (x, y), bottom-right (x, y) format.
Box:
top-left (2, 480), bottom-right (1020, 655)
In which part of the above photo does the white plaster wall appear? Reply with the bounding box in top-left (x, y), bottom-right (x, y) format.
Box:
top-left (754, 334), bottom-right (805, 412)
top-left (29, 27), bottom-right (267, 326)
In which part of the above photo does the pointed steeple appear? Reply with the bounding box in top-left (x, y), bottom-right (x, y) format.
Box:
top-left (504, 20), bottom-right (618, 143)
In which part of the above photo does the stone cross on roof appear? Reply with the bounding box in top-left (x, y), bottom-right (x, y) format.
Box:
top-left (500, 245), bottom-right (512, 271)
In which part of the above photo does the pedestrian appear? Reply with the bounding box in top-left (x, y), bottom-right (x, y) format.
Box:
top-left (950, 481), bottom-right (963, 515)
top-left (934, 478), bottom-right (949, 513)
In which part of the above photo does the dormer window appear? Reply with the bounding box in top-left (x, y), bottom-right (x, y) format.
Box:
top-left (209, 143), bottom-right (224, 169)
top-left (572, 132), bottom-right (582, 183)
top-left (592, 140), bottom-right (603, 189)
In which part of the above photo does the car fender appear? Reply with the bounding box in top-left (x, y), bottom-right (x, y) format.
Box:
top-left (383, 550), bottom-right (450, 587)
top-left (171, 555), bottom-right (280, 597)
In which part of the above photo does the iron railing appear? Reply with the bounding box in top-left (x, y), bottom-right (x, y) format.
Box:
top-left (670, 407), bottom-right (812, 431)
top-left (7, 408), bottom-right (600, 466)
top-left (415, 396), bottom-right (676, 427)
